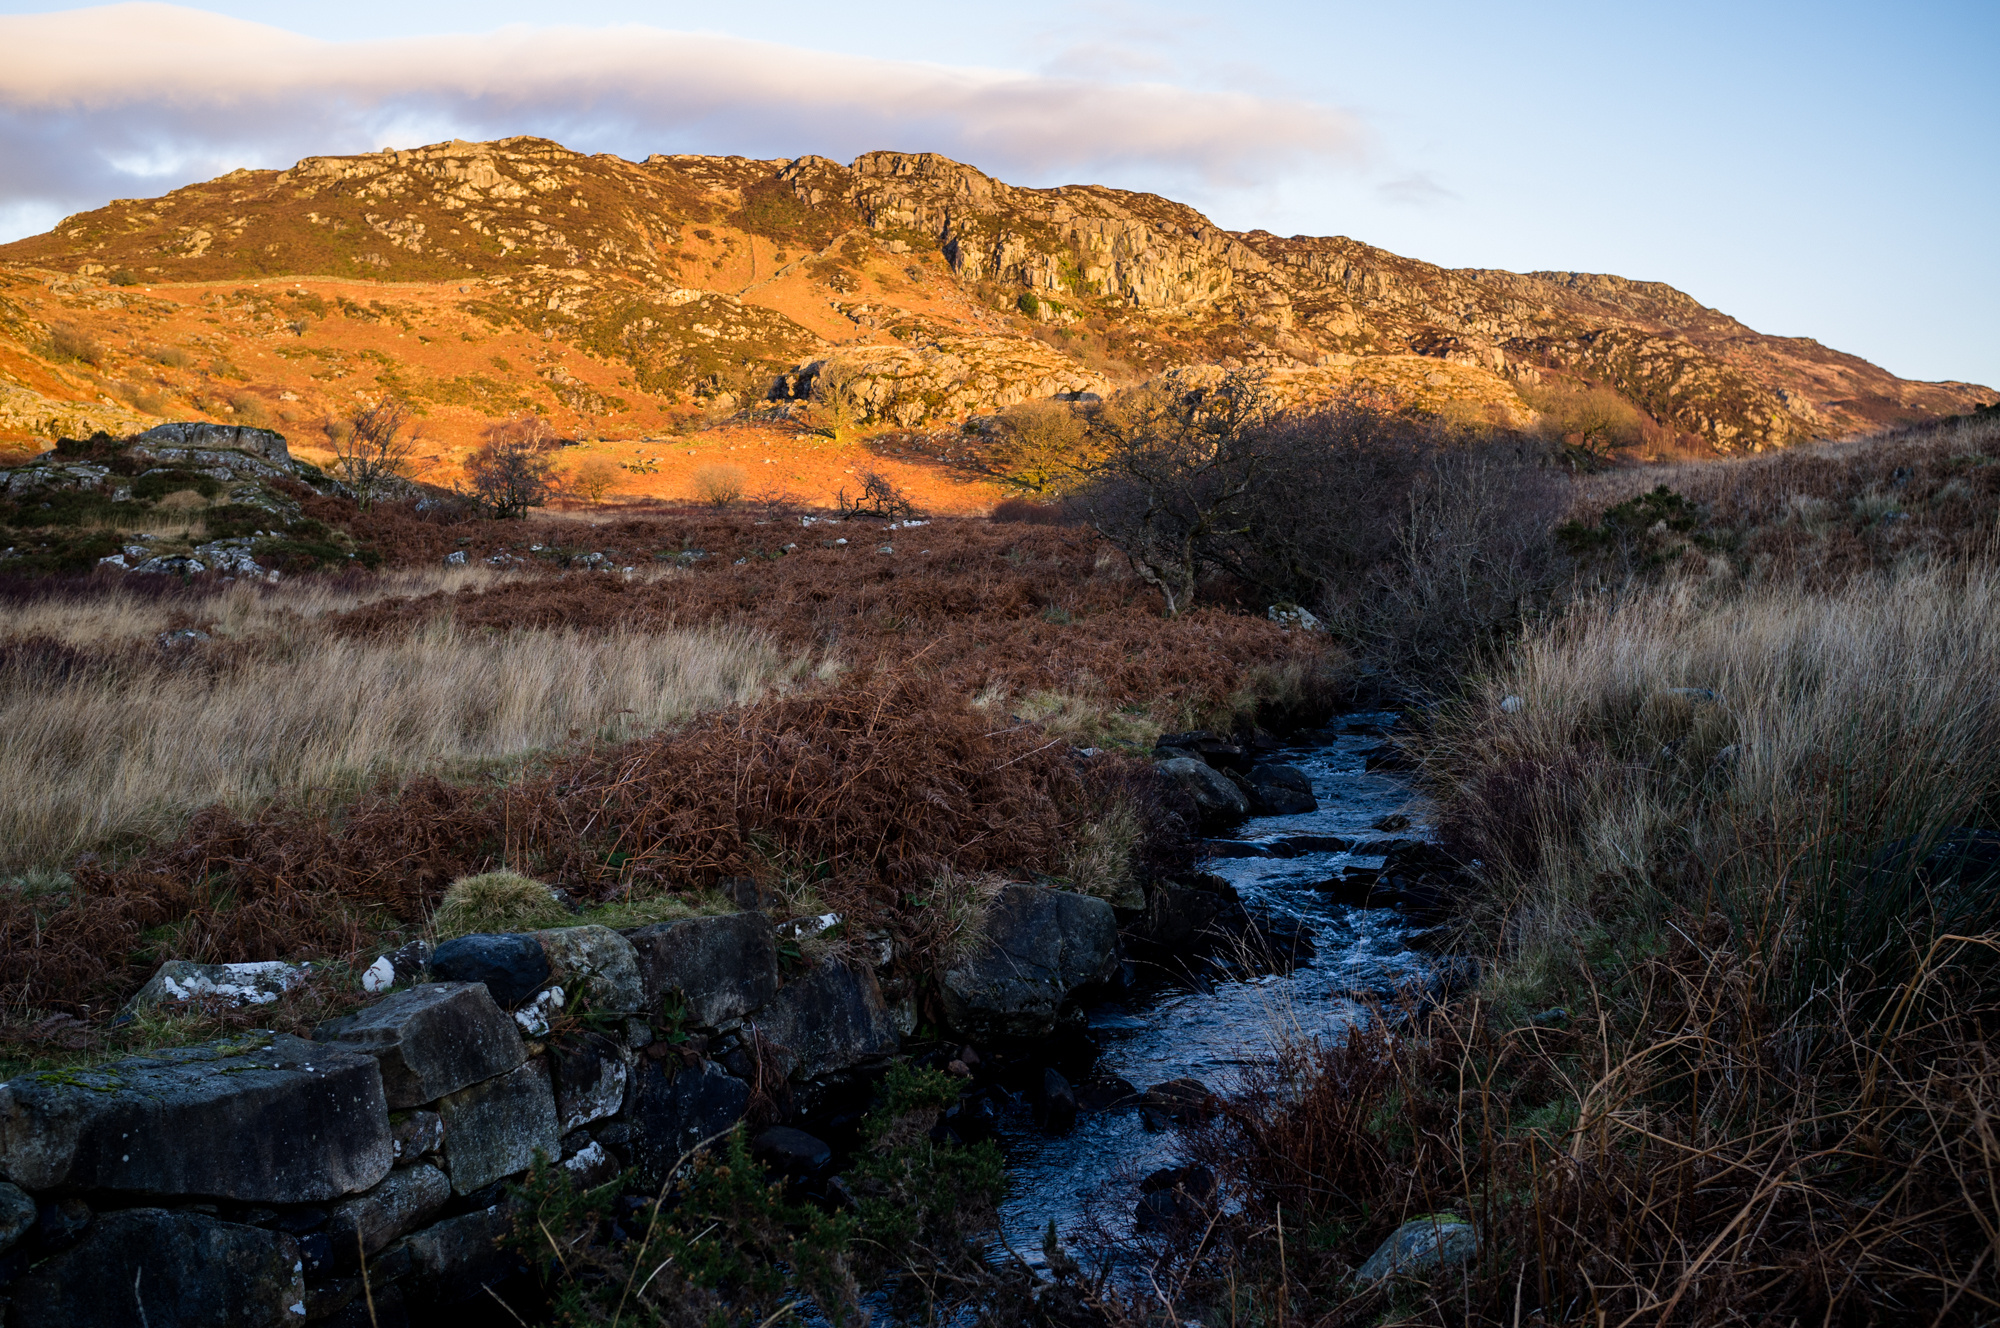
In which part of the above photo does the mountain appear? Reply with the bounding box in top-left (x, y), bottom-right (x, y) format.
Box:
top-left (0, 136), bottom-right (1989, 455)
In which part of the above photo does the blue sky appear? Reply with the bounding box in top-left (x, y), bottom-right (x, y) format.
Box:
top-left (2, 0), bottom-right (1993, 386)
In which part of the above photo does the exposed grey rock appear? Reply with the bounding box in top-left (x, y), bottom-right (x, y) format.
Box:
top-left (1354, 1214), bottom-right (1479, 1283)
top-left (561, 1138), bottom-right (620, 1188)
top-left (1157, 756), bottom-right (1250, 828)
top-left (625, 1060), bottom-right (750, 1189)
top-left (753, 958), bottom-right (899, 1081)
top-left (0, 1179), bottom-right (34, 1255)
top-left (125, 958), bottom-right (311, 1013)
top-left (940, 884), bottom-right (1119, 1040)
top-left (1267, 604), bottom-right (1325, 633)
top-left (438, 1060), bottom-right (560, 1194)
top-left (397, 1206), bottom-right (519, 1307)
top-left (1247, 763), bottom-right (1318, 816)
top-left (751, 1127), bottom-right (833, 1177)
top-left (8, 1208), bottom-right (305, 1328)
top-left (0, 1032), bottom-right (391, 1202)
top-left (427, 934), bottom-right (551, 1008)
top-left (319, 982), bottom-right (525, 1110)
top-left (328, 1162), bottom-right (451, 1260)
top-left (624, 912), bottom-right (779, 1029)
top-left (512, 985), bottom-right (565, 1037)
top-left (1142, 1078), bottom-right (1216, 1124)
top-left (138, 422), bottom-right (294, 466)
top-left (390, 1109), bottom-right (444, 1165)
top-left (133, 554), bottom-right (206, 576)
top-left (546, 1032), bottom-right (631, 1133)
top-left (532, 925), bottom-right (644, 1013)
top-left (443, 550), bottom-right (468, 566)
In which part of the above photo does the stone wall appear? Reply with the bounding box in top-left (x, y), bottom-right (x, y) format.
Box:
top-left (0, 891), bottom-right (1122, 1326)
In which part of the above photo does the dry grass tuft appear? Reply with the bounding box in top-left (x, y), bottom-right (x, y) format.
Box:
top-left (432, 871), bottom-right (569, 939)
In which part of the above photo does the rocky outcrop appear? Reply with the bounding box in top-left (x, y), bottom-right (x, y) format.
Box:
top-left (5, 137), bottom-right (1985, 453)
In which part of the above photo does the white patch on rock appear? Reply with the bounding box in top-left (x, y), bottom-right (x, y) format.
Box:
top-left (513, 986), bottom-right (565, 1036)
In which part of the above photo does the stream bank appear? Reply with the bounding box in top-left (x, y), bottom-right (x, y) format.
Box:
top-left (988, 712), bottom-right (1440, 1263)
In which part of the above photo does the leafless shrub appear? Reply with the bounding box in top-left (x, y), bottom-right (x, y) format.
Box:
top-left (326, 399), bottom-right (422, 509)
top-left (691, 463), bottom-right (746, 508)
top-left (836, 470), bottom-right (918, 520)
top-left (565, 454), bottom-right (625, 507)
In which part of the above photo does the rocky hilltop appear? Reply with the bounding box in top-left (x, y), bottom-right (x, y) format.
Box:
top-left (0, 137), bottom-right (1989, 454)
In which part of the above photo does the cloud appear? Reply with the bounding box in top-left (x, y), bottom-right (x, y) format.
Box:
top-left (0, 3), bottom-right (1366, 239)
top-left (1377, 172), bottom-right (1459, 207)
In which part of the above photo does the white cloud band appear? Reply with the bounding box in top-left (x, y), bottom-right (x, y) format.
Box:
top-left (0, 3), bottom-right (1364, 237)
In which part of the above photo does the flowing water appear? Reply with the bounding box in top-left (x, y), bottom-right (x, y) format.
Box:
top-left (992, 712), bottom-right (1432, 1262)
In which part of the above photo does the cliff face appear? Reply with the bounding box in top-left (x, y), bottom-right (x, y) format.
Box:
top-left (0, 136), bottom-right (1988, 452)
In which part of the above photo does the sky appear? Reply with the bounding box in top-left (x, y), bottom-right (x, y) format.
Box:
top-left (0, 1), bottom-right (1994, 386)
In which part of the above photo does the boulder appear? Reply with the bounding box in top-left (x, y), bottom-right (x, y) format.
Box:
top-left (1154, 731), bottom-right (1254, 774)
top-left (531, 925), bottom-right (645, 1013)
top-left (1246, 763), bottom-right (1318, 816)
top-left (1135, 1165), bottom-right (1217, 1233)
top-left (427, 934), bottom-right (551, 1008)
top-left (124, 959), bottom-right (312, 1012)
top-left (1125, 878), bottom-right (1233, 952)
top-left (1034, 1067), bottom-right (1078, 1133)
top-left (397, 1206), bottom-right (520, 1307)
top-left (1354, 1214), bottom-right (1479, 1283)
top-left (0, 1179), bottom-right (34, 1255)
top-left (319, 982), bottom-right (526, 1110)
top-left (327, 1162), bottom-right (451, 1263)
top-left (438, 1060), bottom-right (560, 1194)
top-left (751, 1127), bottom-right (833, 1178)
top-left (940, 884), bottom-right (1119, 1040)
top-left (752, 959), bottom-right (899, 1081)
top-left (1157, 756), bottom-right (1250, 829)
top-left (0, 1033), bottom-right (391, 1203)
top-left (623, 912), bottom-right (779, 1029)
top-left (1141, 1078), bottom-right (1216, 1125)
top-left (8, 1208), bottom-right (305, 1328)
top-left (546, 1032), bottom-right (631, 1133)
top-left (624, 1060), bottom-right (750, 1190)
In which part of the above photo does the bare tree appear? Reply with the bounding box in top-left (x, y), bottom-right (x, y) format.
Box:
top-left (327, 399), bottom-right (422, 508)
top-left (1069, 379), bottom-right (1274, 616)
top-left (466, 437), bottom-right (558, 518)
top-left (802, 361), bottom-right (866, 444)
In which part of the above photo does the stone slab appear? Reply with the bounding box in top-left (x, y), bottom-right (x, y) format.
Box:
top-left (320, 982), bottom-right (526, 1110)
top-left (438, 1060), bottom-right (560, 1194)
top-left (8, 1208), bottom-right (306, 1328)
top-left (623, 912), bottom-right (778, 1029)
top-left (0, 1032), bottom-right (391, 1202)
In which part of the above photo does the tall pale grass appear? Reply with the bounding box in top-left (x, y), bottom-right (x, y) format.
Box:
top-left (1430, 562), bottom-right (2000, 1001)
top-left (0, 574), bottom-right (802, 870)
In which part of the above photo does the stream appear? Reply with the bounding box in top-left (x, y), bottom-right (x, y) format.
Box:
top-left (992, 712), bottom-right (1432, 1263)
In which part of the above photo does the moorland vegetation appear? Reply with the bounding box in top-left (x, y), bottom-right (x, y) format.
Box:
top-left (1, 384), bottom-right (1997, 1324)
